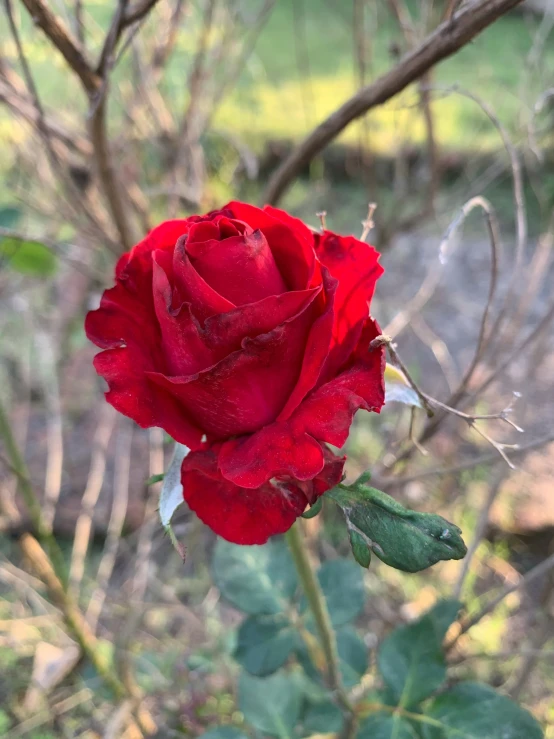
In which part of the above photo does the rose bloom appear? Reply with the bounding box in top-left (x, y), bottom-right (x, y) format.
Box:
top-left (86, 202), bottom-right (385, 544)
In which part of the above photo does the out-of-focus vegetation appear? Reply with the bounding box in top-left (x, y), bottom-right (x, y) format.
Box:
top-left (1, 0), bottom-right (554, 737)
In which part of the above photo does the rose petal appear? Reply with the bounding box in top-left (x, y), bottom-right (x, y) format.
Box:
top-left (172, 236), bottom-right (235, 321)
top-left (218, 423), bottom-right (325, 488)
top-left (290, 318), bottom-right (386, 447)
top-left (115, 219), bottom-right (190, 279)
top-left (181, 448), bottom-right (308, 544)
top-left (200, 287), bottom-right (320, 353)
top-left (316, 231), bottom-right (383, 377)
top-left (277, 266), bottom-right (337, 420)
top-left (152, 255), bottom-right (215, 375)
top-left (263, 205), bottom-right (316, 249)
top-left (93, 347), bottom-right (204, 448)
top-left (225, 201), bottom-right (315, 290)
top-left (154, 252), bottom-right (320, 376)
top-left (146, 293), bottom-right (319, 439)
top-left (313, 447), bottom-right (346, 498)
top-left (187, 230), bottom-right (287, 305)
top-left (87, 220), bottom-right (192, 353)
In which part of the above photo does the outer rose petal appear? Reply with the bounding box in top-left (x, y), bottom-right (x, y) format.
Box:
top-left (277, 266), bottom-right (337, 420)
top-left (225, 201), bottom-right (315, 290)
top-left (262, 205), bottom-right (316, 249)
top-left (186, 230), bottom-right (287, 305)
top-left (181, 448), bottom-right (308, 544)
top-left (313, 446), bottom-right (346, 498)
top-left (315, 231), bottom-right (384, 377)
top-left (218, 423), bottom-right (325, 488)
top-left (93, 347), bottom-right (204, 449)
top-left (86, 220), bottom-right (193, 366)
top-left (115, 219), bottom-right (191, 279)
top-left (182, 445), bottom-right (345, 544)
top-left (290, 318), bottom-right (386, 448)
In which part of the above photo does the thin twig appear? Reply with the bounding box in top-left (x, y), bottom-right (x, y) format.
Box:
top-left (86, 420), bottom-right (133, 634)
top-left (448, 550), bottom-right (554, 648)
top-left (370, 334), bottom-right (434, 417)
top-left (508, 580), bottom-right (554, 699)
top-left (35, 332), bottom-right (63, 534)
top-left (375, 431), bottom-right (554, 489)
top-left (68, 406), bottom-right (117, 598)
top-left (452, 469), bottom-right (506, 600)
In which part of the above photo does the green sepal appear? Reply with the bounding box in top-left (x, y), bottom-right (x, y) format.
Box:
top-left (302, 497), bottom-right (323, 519)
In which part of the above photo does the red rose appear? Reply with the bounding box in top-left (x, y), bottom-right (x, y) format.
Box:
top-left (86, 202), bottom-right (385, 544)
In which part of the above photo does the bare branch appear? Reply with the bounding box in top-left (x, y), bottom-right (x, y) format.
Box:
top-left (74, 0), bottom-right (85, 45)
top-left (96, 0), bottom-right (131, 77)
top-left (374, 431), bottom-right (554, 490)
top-left (262, 0), bottom-right (525, 205)
top-left (19, 0), bottom-right (100, 94)
top-left (124, 0), bottom-right (162, 27)
top-left (449, 550), bottom-right (554, 647)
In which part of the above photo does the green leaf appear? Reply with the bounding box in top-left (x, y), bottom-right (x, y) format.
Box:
top-left (198, 729), bottom-right (248, 739)
top-left (349, 528), bottom-right (371, 568)
top-left (303, 700), bottom-right (344, 734)
top-left (213, 538), bottom-right (297, 615)
top-left (420, 682), bottom-right (544, 739)
top-left (297, 626), bottom-right (368, 690)
top-left (239, 672), bottom-right (302, 738)
top-left (0, 206), bottom-right (21, 228)
top-left (0, 237), bottom-right (57, 276)
top-left (357, 713), bottom-right (419, 738)
top-left (377, 600), bottom-right (461, 708)
top-left (336, 626), bottom-right (368, 688)
top-left (307, 559), bottom-right (365, 626)
top-left (146, 472), bottom-right (165, 486)
top-left (328, 483), bottom-right (466, 573)
top-left (235, 614), bottom-right (298, 676)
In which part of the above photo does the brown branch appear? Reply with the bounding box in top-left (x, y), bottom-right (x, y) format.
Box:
top-left (124, 0), bottom-right (162, 27)
top-left (262, 0), bottom-right (525, 204)
top-left (19, 0), bottom-right (100, 94)
top-left (74, 0), bottom-right (85, 45)
top-left (96, 0), bottom-right (162, 74)
top-left (96, 0), bottom-right (131, 76)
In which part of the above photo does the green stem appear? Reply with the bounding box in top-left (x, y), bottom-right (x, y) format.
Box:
top-left (0, 395), bottom-right (67, 581)
top-left (285, 522), bottom-right (357, 738)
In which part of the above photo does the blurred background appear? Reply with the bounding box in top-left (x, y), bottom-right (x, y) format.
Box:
top-left (0, 0), bottom-right (553, 737)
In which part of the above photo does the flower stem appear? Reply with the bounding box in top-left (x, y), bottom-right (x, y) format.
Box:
top-left (285, 522), bottom-right (357, 738)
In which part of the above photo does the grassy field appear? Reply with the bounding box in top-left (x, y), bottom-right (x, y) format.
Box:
top-left (1, 0), bottom-right (553, 158)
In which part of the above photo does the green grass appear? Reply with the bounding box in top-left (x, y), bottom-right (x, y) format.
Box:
top-left (1, 1), bottom-right (553, 158)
